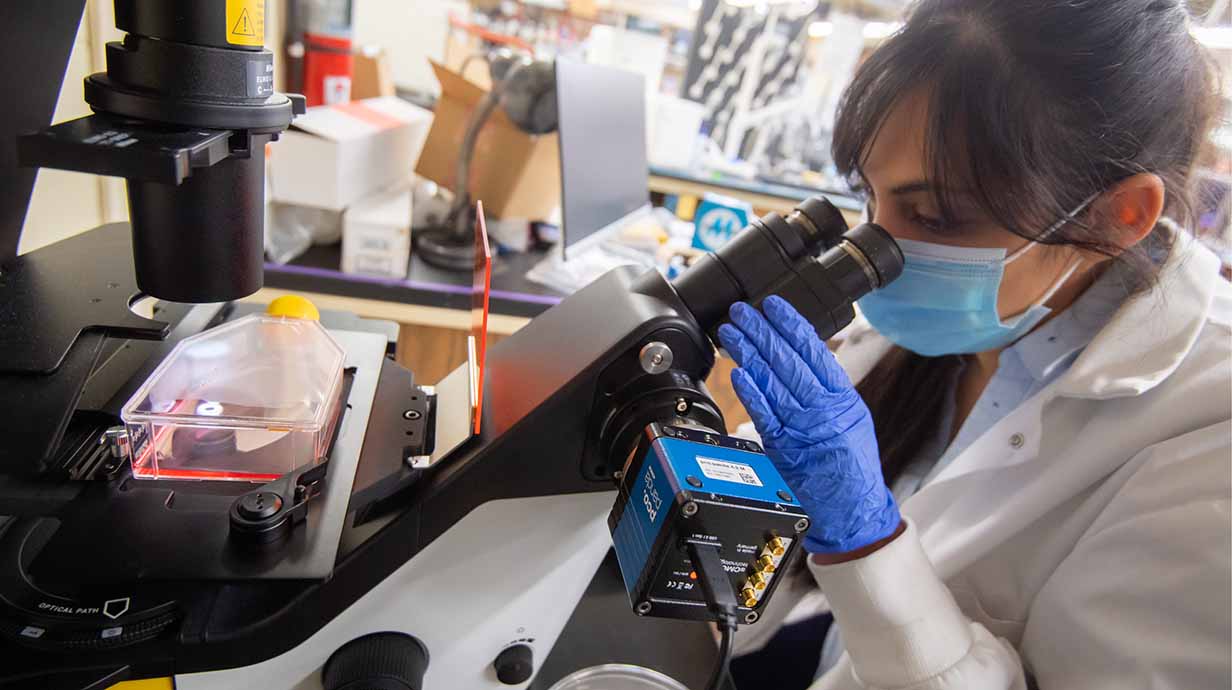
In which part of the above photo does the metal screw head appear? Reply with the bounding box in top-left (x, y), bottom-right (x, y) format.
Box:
top-left (674, 398), bottom-right (689, 414)
top-left (403, 409), bottom-right (422, 420)
top-left (1009, 433), bottom-right (1025, 449)
top-left (744, 611), bottom-right (760, 624)
top-left (635, 601), bottom-right (653, 615)
top-left (682, 501), bottom-right (699, 517)
top-left (794, 518), bottom-right (810, 533)
top-left (686, 475), bottom-right (703, 488)
top-left (777, 490), bottom-right (793, 503)
top-left (639, 342), bottom-right (674, 375)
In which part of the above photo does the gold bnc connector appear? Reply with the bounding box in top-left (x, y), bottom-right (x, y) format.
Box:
top-left (741, 588), bottom-right (759, 608)
top-left (748, 571), bottom-right (769, 590)
top-left (767, 537), bottom-right (787, 557)
top-left (757, 555), bottom-right (777, 572)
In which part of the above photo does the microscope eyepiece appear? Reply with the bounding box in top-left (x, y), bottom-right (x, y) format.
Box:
top-left (838, 221), bottom-right (904, 289)
top-left (791, 196), bottom-right (850, 250)
top-left (672, 196), bottom-right (903, 343)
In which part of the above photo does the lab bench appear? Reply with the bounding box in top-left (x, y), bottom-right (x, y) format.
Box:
top-left (648, 164), bottom-right (864, 223)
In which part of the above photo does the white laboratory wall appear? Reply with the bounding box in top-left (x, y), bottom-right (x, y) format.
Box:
top-left (353, 0), bottom-right (462, 95)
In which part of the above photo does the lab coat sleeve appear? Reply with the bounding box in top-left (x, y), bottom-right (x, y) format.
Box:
top-left (805, 520), bottom-right (1027, 690)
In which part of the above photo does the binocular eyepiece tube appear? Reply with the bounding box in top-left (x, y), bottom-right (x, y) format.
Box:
top-left (672, 196), bottom-right (904, 344)
top-left (594, 197), bottom-right (905, 481)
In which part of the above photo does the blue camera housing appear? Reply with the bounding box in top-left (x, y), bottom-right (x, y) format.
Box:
top-left (608, 423), bottom-right (808, 622)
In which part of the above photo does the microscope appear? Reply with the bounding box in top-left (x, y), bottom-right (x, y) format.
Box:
top-left (0, 3), bottom-right (903, 689)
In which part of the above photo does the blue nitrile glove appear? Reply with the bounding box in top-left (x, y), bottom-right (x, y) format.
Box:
top-left (717, 296), bottom-right (901, 554)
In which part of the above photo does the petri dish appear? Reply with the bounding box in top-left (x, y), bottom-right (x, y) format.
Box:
top-left (548, 664), bottom-right (690, 690)
top-left (121, 313), bottom-right (345, 482)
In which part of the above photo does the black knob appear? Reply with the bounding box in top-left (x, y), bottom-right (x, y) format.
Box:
top-left (494, 644), bottom-right (534, 685)
top-left (236, 491), bottom-right (283, 520)
top-left (322, 632), bottom-right (429, 690)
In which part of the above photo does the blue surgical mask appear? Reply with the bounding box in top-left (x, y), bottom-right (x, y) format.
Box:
top-left (857, 199), bottom-right (1094, 356)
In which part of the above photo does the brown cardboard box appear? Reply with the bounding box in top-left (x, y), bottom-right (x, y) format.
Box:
top-left (352, 47), bottom-right (395, 100)
top-left (415, 61), bottom-right (560, 221)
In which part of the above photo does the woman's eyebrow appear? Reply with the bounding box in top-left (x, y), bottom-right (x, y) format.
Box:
top-left (889, 181), bottom-right (976, 202)
top-left (858, 172), bottom-right (967, 199)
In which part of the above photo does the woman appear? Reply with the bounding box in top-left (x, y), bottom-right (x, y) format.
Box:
top-left (721, 1), bottom-right (1230, 688)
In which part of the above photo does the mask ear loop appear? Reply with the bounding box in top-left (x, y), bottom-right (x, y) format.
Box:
top-left (999, 255), bottom-right (1085, 328)
top-left (1029, 257), bottom-right (1084, 310)
top-left (1005, 192), bottom-right (1103, 265)
top-left (1002, 192), bottom-right (1102, 320)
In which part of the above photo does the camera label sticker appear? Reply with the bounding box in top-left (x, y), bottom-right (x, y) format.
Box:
top-left (696, 456), bottom-right (763, 487)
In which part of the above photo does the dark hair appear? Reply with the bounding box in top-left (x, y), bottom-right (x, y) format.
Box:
top-left (832, 0), bottom-right (1219, 483)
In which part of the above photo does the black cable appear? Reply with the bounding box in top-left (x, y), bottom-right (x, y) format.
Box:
top-left (688, 541), bottom-right (740, 690)
top-left (707, 619), bottom-right (736, 690)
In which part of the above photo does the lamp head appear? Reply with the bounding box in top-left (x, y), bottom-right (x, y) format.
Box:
top-left (500, 60), bottom-right (558, 134)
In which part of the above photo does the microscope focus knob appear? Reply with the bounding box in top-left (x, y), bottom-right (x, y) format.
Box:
top-left (494, 643), bottom-right (534, 685)
top-left (322, 632), bottom-right (429, 690)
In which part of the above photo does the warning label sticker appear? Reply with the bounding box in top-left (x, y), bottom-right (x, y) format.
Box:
top-left (226, 0), bottom-right (265, 47)
top-left (696, 457), bottom-right (763, 487)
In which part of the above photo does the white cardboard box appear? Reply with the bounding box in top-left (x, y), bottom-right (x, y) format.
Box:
top-left (342, 186), bottom-right (413, 279)
top-left (270, 97), bottom-right (432, 211)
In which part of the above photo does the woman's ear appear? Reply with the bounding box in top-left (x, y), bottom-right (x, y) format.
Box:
top-left (1095, 173), bottom-right (1165, 253)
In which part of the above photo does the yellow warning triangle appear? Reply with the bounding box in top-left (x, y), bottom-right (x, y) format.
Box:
top-left (233, 9), bottom-right (256, 37)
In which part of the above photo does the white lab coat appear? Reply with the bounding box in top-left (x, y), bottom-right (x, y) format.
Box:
top-left (749, 234), bottom-right (1231, 689)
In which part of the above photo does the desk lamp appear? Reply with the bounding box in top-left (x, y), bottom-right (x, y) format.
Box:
top-left (415, 51), bottom-right (557, 270)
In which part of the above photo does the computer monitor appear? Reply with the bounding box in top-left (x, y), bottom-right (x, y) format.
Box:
top-left (555, 58), bottom-right (650, 260)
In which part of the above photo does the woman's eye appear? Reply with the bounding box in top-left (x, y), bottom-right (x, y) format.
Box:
top-left (911, 212), bottom-right (946, 233)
